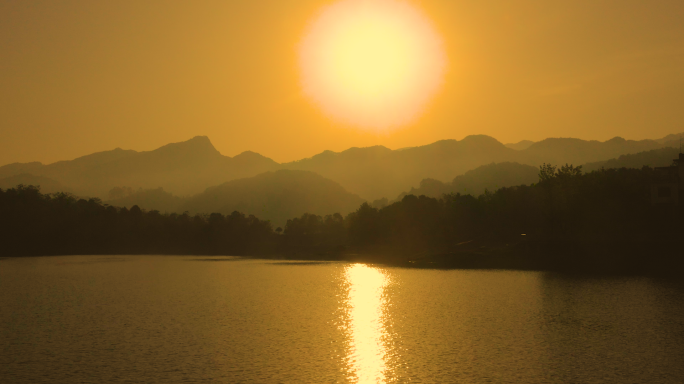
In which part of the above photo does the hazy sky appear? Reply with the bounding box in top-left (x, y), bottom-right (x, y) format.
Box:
top-left (1, 0), bottom-right (683, 165)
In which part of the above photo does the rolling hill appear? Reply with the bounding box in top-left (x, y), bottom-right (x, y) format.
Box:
top-left (106, 170), bottom-right (365, 228)
top-left (396, 162), bottom-right (540, 200)
top-left (518, 136), bottom-right (663, 166)
top-left (181, 170), bottom-right (364, 227)
top-left (582, 147), bottom-right (681, 172)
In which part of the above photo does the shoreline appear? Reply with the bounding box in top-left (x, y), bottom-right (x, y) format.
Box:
top-left (3, 248), bottom-right (683, 277)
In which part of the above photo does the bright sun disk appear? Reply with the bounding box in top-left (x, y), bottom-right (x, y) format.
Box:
top-left (299, 0), bottom-right (446, 131)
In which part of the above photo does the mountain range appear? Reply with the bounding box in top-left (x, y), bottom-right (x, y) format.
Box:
top-left (582, 147), bottom-right (681, 172)
top-left (282, 135), bottom-right (673, 200)
top-left (0, 136), bottom-right (279, 198)
top-left (0, 132), bottom-right (681, 224)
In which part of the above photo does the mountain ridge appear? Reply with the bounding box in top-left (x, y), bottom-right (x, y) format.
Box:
top-left (1, 133), bottom-right (680, 201)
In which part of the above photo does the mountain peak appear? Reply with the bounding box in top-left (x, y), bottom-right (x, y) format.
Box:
top-left (459, 135), bottom-right (506, 148)
top-left (234, 150), bottom-right (263, 158)
top-left (606, 136), bottom-right (626, 144)
top-left (153, 136), bottom-right (221, 157)
top-left (185, 135), bottom-right (215, 148)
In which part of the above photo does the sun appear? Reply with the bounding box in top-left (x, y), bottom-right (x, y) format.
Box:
top-left (298, 0), bottom-right (447, 132)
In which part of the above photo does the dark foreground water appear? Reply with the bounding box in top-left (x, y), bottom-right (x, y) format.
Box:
top-left (1, 256), bottom-right (683, 383)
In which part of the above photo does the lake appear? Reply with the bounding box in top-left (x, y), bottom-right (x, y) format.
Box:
top-left (1, 255), bottom-right (683, 383)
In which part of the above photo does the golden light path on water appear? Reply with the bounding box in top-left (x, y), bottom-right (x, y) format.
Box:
top-left (344, 264), bottom-right (390, 383)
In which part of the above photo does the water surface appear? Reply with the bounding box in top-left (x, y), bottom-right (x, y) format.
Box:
top-left (1, 255), bottom-right (683, 383)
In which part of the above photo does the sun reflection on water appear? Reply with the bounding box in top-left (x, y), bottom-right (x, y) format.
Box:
top-left (344, 263), bottom-right (390, 383)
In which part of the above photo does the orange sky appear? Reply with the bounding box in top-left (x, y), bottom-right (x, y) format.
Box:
top-left (1, 0), bottom-right (683, 165)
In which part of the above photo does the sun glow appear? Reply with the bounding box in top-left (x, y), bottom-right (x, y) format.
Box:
top-left (299, 0), bottom-right (446, 131)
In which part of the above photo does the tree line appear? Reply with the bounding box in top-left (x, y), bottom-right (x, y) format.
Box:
top-left (1, 165), bottom-right (682, 272)
top-left (0, 186), bottom-right (275, 256)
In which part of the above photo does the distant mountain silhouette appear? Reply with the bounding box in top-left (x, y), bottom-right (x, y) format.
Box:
top-left (0, 162), bottom-right (45, 179)
top-left (396, 162), bottom-right (539, 200)
top-left (283, 135), bottom-right (664, 200)
top-left (652, 132), bottom-right (684, 149)
top-left (283, 135), bottom-right (517, 200)
top-left (654, 132), bottom-right (684, 146)
top-left (107, 170), bottom-right (365, 227)
top-left (0, 136), bottom-right (279, 198)
top-left (518, 137), bottom-right (663, 166)
top-left (181, 170), bottom-right (364, 227)
top-left (0, 133), bottom-right (676, 202)
top-left (504, 140), bottom-right (535, 150)
top-left (0, 173), bottom-right (68, 194)
top-left (582, 147), bottom-right (681, 172)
